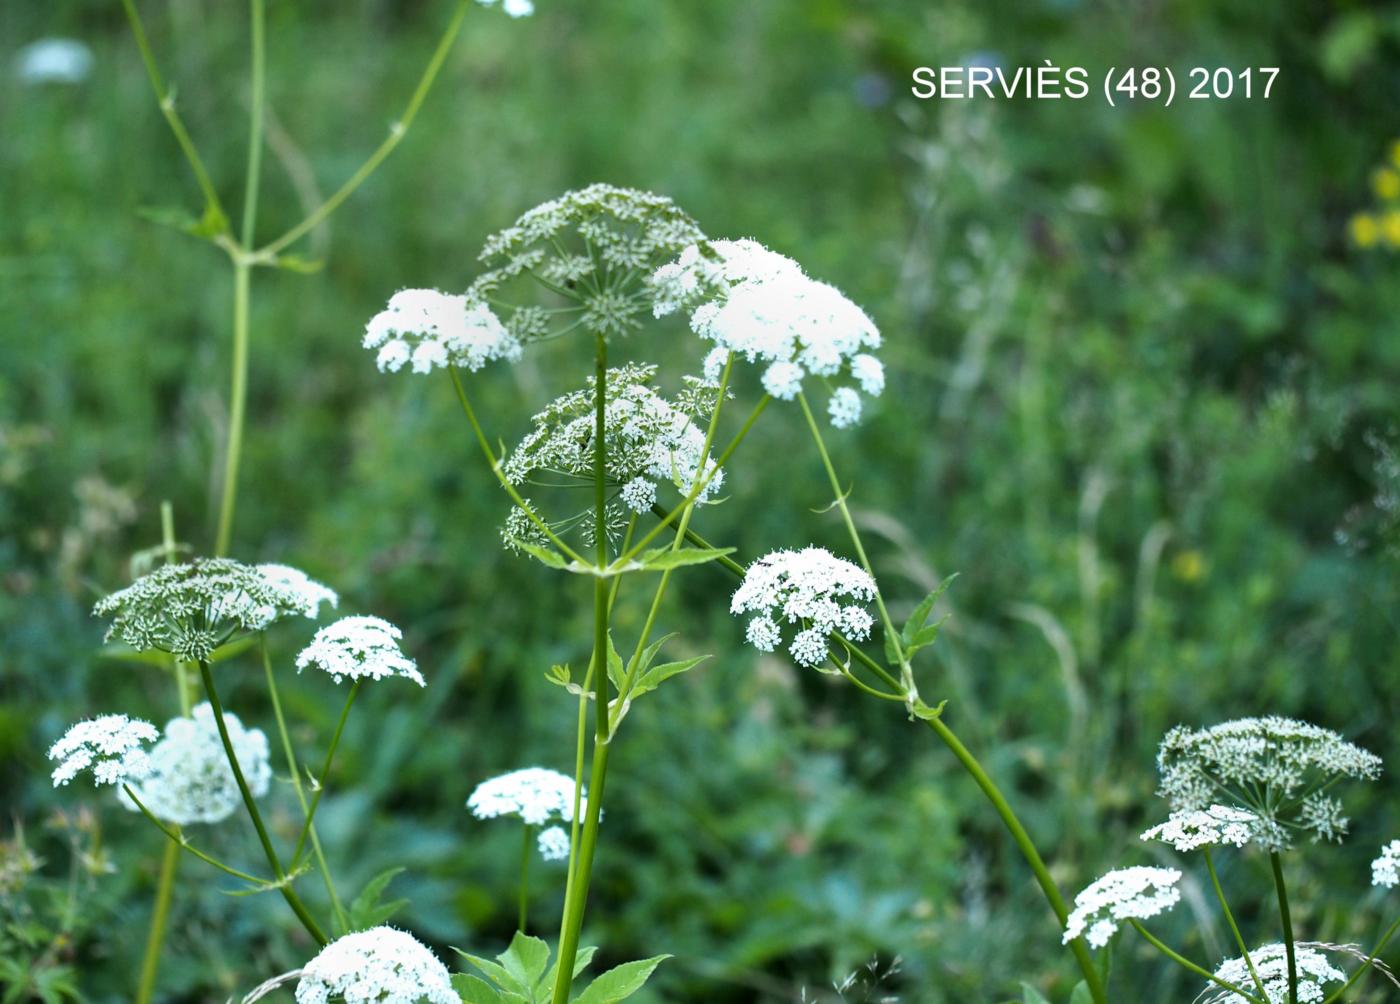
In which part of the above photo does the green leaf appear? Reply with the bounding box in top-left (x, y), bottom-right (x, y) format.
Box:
top-left (453, 973), bottom-right (507, 1004)
top-left (630, 655), bottom-right (708, 699)
top-left (497, 932), bottom-right (552, 993)
top-left (606, 633), bottom-right (626, 691)
top-left (903, 615), bottom-right (948, 658)
top-left (1068, 981), bottom-right (1093, 1004)
top-left (634, 547), bottom-right (734, 571)
top-left (910, 699), bottom-right (946, 721)
top-left (546, 664), bottom-right (572, 688)
top-left (538, 946), bottom-right (597, 1000)
top-left (516, 541), bottom-right (569, 570)
top-left (572, 955), bottom-right (671, 1004)
top-left (347, 866), bottom-right (409, 932)
top-left (1019, 985), bottom-right (1053, 1004)
top-left (136, 203), bottom-right (227, 239)
top-left (901, 574), bottom-right (958, 647)
top-left (453, 949), bottom-right (531, 999)
top-left (271, 253), bottom-right (324, 274)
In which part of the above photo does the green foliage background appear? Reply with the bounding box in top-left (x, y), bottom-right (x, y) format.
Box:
top-left (3, 0), bottom-right (1400, 1001)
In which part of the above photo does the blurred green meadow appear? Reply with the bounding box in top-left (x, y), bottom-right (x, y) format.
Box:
top-left (4, 0), bottom-right (1400, 1001)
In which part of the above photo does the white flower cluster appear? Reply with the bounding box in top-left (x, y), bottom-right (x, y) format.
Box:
top-left (652, 239), bottom-right (884, 427)
top-left (467, 768), bottom-right (584, 827)
top-left (502, 363), bottom-right (725, 543)
top-left (364, 288), bottom-right (521, 375)
top-left (1202, 943), bottom-right (1345, 1004)
top-left (1062, 866), bottom-right (1182, 949)
top-left (730, 547), bottom-right (877, 668)
top-left (476, 0), bottom-right (533, 16)
top-left (296, 616), bottom-right (423, 686)
top-left (1374, 839), bottom-right (1400, 888)
top-left (48, 714), bottom-right (158, 787)
top-left (538, 825), bottom-right (570, 862)
top-left (1157, 717), bottom-right (1382, 849)
top-left (295, 927), bottom-right (456, 1004)
top-left (94, 558), bottom-right (334, 662)
top-left (1140, 804), bottom-right (1259, 853)
top-left (117, 704), bottom-right (270, 825)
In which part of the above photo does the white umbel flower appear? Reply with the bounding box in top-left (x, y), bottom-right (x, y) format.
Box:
top-left (730, 547), bottom-right (877, 668)
top-left (1202, 943), bottom-right (1345, 1004)
top-left (295, 927), bottom-right (456, 1004)
top-left (1062, 866), bottom-right (1182, 949)
top-left (255, 564), bottom-right (338, 618)
top-left (652, 239), bottom-right (884, 426)
top-left (296, 616), bottom-right (423, 686)
top-left (477, 0), bottom-right (534, 15)
top-left (538, 825), bottom-right (570, 862)
top-left (118, 703), bottom-right (271, 825)
top-left (364, 288), bottom-right (521, 375)
top-left (1373, 839), bottom-right (1400, 888)
top-left (49, 715), bottom-right (158, 787)
top-left (1141, 805), bottom-right (1258, 852)
top-left (467, 767), bottom-right (584, 827)
top-left (1157, 717), bottom-right (1381, 850)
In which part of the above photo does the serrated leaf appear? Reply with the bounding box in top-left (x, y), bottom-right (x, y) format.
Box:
top-left (347, 866), bottom-right (408, 931)
top-left (453, 973), bottom-right (507, 1004)
top-left (634, 547), bottom-right (734, 571)
top-left (497, 931), bottom-right (551, 992)
top-left (901, 574), bottom-right (958, 646)
top-left (572, 955), bottom-right (671, 1004)
top-left (538, 945), bottom-right (597, 1000)
top-left (516, 541), bottom-right (569, 570)
top-left (1020, 985), bottom-right (1053, 1004)
top-left (453, 949), bottom-right (530, 999)
top-left (630, 655), bottom-right (708, 700)
top-left (903, 615), bottom-right (948, 657)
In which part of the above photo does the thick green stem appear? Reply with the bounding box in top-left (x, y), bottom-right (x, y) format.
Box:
top-left (1323, 912), bottom-right (1400, 1003)
top-left (519, 823), bottom-right (533, 933)
top-left (258, 0), bottom-right (472, 257)
top-left (134, 840), bottom-right (179, 1004)
top-left (1129, 921), bottom-right (1265, 1003)
top-left (241, 0), bottom-right (266, 247)
top-left (1271, 852), bottom-right (1298, 1004)
top-left (215, 262), bottom-right (251, 556)
top-left (198, 661), bottom-right (327, 945)
top-left (551, 335), bottom-right (611, 1004)
top-left (1206, 850), bottom-right (1269, 1001)
top-left (263, 639), bottom-right (347, 931)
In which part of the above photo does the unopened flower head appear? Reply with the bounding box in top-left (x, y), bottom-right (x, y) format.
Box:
top-left (1374, 839), bottom-right (1400, 888)
top-left (118, 703), bottom-right (270, 825)
top-left (1141, 804), bottom-right (1259, 853)
top-left (295, 927), bottom-right (456, 1004)
top-left (296, 616), bottom-right (422, 686)
top-left (538, 825), bottom-right (570, 862)
top-left (467, 767), bottom-right (584, 827)
top-left (1202, 943), bottom-right (1345, 1004)
top-left (1062, 866), bottom-right (1181, 949)
top-left (48, 714), bottom-right (158, 787)
top-left (501, 364), bottom-right (725, 550)
top-left (469, 184), bottom-right (706, 341)
top-left (731, 547), bottom-right (877, 669)
top-left (652, 239), bottom-right (884, 426)
top-left (1156, 717), bottom-right (1382, 850)
top-left (364, 288), bottom-right (521, 375)
top-left (93, 558), bottom-right (330, 662)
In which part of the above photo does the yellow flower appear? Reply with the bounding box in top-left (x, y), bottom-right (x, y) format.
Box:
top-left (1384, 210), bottom-right (1400, 248)
top-left (1351, 212), bottom-right (1380, 248)
top-left (1374, 167), bottom-right (1400, 202)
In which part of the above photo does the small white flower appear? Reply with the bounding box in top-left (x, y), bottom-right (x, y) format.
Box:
top-left (118, 704), bottom-right (270, 825)
top-left (1141, 805), bottom-right (1258, 852)
top-left (16, 38), bottom-right (92, 86)
top-left (467, 767), bottom-right (583, 827)
top-left (48, 715), bottom-right (158, 788)
top-left (731, 547), bottom-right (877, 669)
top-left (761, 361), bottom-right (804, 401)
top-left (538, 826), bottom-right (570, 862)
top-left (620, 477), bottom-right (657, 514)
top-left (701, 347), bottom-right (730, 385)
top-left (255, 564), bottom-right (337, 618)
top-left (1202, 943), bottom-right (1345, 1004)
top-left (827, 387), bottom-right (862, 429)
top-left (296, 616), bottom-right (422, 686)
top-left (1062, 866), bottom-right (1181, 949)
top-left (1373, 839), bottom-right (1400, 888)
top-left (363, 289), bottom-right (521, 376)
top-left (850, 353), bottom-right (885, 396)
top-left (295, 927), bottom-right (456, 1004)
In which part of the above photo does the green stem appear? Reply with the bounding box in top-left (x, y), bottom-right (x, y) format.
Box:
top-left (241, 0), bottom-right (266, 247)
top-left (290, 680), bottom-right (362, 870)
top-left (1129, 920), bottom-right (1265, 1003)
top-left (1206, 849), bottom-right (1269, 1001)
top-left (134, 841), bottom-right (179, 1004)
top-left (198, 661), bottom-right (327, 945)
top-left (1271, 852), bottom-right (1298, 1004)
top-left (519, 823), bottom-right (532, 933)
top-left (258, 0), bottom-right (472, 257)
top-left (215, 261), bottom-right (251, 556)
top-left (123, 785), bottom-right (267, 884)
top-left (263, 639), bottom-right (347, 931)
top-left (1323, 913), bottom-right (1400, 1003)
top-left (551, 334), bottom-right (611, 1004)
